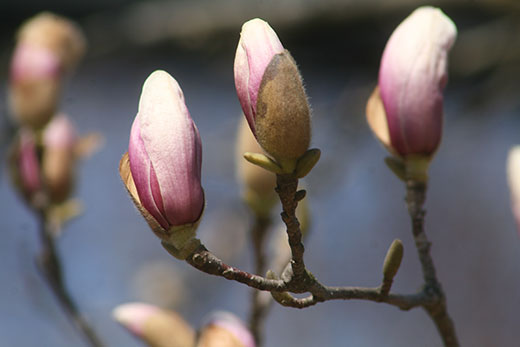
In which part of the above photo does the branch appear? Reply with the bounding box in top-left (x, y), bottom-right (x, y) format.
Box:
top-left (183, 241), bottom-right (430, 312)
top-left (37, 212), bottom-right (104, 347)
top-left (275, 174), bottom-right (307, 282)
top-left (405, 180), bottom-right (459, 347)
top-left (185, 244), bottom-right (286, 291)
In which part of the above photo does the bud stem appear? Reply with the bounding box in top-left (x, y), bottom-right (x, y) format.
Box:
top-left (405, 179), bottom-right (459, 347)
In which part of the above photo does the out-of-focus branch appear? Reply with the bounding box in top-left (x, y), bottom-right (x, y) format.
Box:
top-left (248, 216), bottom-right (271, 346)
top-left (37, 211), bottom-right (104, 347)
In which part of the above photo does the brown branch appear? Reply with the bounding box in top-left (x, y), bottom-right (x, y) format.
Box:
top-left (183, 241), bottom-right (431, 312)
top-left (178, 169), bottom-right (459, 347)
top-left (185, 244), bottom-right (286, 291)
top-left (271, 291), bottom-right (318, 308)
top-left (405, 180), bottom-right (459, 347)
top-left (275, 174), bottom-right (307, 282)
top-left (37, 212), bottom-right (104, 347)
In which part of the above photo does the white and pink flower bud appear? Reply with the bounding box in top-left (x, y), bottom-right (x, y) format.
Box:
top-left (122, 70), bottom-right (204, 236)
top-left (234, 18), bottom-right (311, 163)
top-left (367, 6), bottom-right (457, 159)
top-left (42, 114), bottom-right (78, 203)
top-left (113, 302), bottom-right (195, 347)
top-left (507, 146), bottom-right (520, 235)
top-left (8, 12), bottom-right (86, 129)
top-left (197, 312), bottom-right (255, 347)
top-left (234, 18), bottom-right (284, 135)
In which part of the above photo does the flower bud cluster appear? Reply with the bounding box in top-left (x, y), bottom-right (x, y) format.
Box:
top-left (123, 18), bottom-right (315, 246)
top-left (114, 304), bottom-right (255, 347)
top-left (8, 13), bottom-right (87, 212)
top-left (10, 113), bottom-right (80, 207)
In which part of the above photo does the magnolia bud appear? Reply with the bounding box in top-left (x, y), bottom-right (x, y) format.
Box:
top-left (507, 146), bottom-right (520, 234)
top-left (42, 114), bottom-right (78, 203)
top-left (382, 239), bottom-right (404, 281)
top-left (9, 12), bottom-right (86, 129)
top-left (366, 6), bottom-right (457, 159)
top-left (234, 18), bottom-right (310, 164)
top-left (197, 312), bottom-right (255, 347)
top-left (113, 302), bottom-right (195, 347)
top-left (121, 71), bottom-right (204, 254)
top-left (234, 18), bottom-right (283, 136)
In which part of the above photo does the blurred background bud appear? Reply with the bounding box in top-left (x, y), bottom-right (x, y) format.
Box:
top-left (236, 116), bottom-right (277, 218)
top-left (507, 146), bottom-right (520, 234)
top-left (131, 260), bottom-right (188, 309)
top-left (367, 6), bottom-right (457, 159)
top-left (42, 114), bottom-right (78, 203)
top-left (113, 302), bottom-right (195, 347)
top-left (197, 311), bottom-right (255, 347)
top-left (8, 12), bottom-right (86, 129)
top-left (234, 18), bottom-right (284, 136)
top-left (125, 70), bottom-right (204, 233)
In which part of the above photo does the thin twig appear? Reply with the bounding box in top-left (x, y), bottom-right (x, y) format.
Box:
top-left (185, 241), bottom-right (430, 312)
top-left (275, 174), bottom-right (307, 283)
top-left (37, 212), bottom-right (104, 347)
top-left (405, 180), bottom-right (459, 347)
top-left (185, 244), bottom-right (286, 291)
top-left (180, 172), bottom-right (459, 346)
top-left (248, 216), bottom-right (271, 346)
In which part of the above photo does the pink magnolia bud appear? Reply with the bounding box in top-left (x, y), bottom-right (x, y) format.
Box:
top-left (126, 70), bottom-right (204, 231)
top-left (507, 146), bottom-right (520, 235)
top-left (234, 18), bottom-right (311, 162)
top-left (17, 130), bottom-right (41, 196)
top-left (42, 114), bottom-right (78, 203)
top-left (234, 18), bottom-right (284, 135)
top-left (197, 312), bottom-right (255, 347)
top-left (113, 302), bottom-right (195, 347)
top-left (367, 7), bottom-right (457, 158)
top-left (9, 12), bottom-right (86, 129)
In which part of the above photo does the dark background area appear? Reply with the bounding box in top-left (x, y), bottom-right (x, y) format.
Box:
top-left (1, 0), bottom-right (519, 346)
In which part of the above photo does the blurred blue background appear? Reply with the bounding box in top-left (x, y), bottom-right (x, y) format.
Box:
top-left (1, 0), bottom-right (519, 346)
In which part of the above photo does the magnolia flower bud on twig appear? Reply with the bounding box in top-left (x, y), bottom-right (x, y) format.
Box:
top-left (9, 12), bottom-right (86, 129)
top-left (197, 311), bottom-right (255, 347)
top-left (382, 239), bottom-right (404, 282)
top-left (366, 7), bottom-right (457, 162)
top-left (120, 70), bottom-right (204, 258)
top-left (113, 302), bottom-right (195, 347)
top-left (234, 18), bottom-right (311, 169)
top-left (42, 114), bottom-right (78, 203)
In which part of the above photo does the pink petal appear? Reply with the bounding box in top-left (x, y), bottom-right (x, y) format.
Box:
top-left (128, 115), bottom-right (170, 229)
top-left (379, 7), bottom-right (456, 156)
top-left (113, 302), bottom-right (160, 337)
top-left (19, 130), bottom-right (40, 193)
top-left (234, 19), bottom-right (284, 135)
top-left (43, 113), bottom-right (77, 149)
top-left (10, 43), bottom-right (60, 82)
top-left (138, 70), bottom-right (203, 226)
